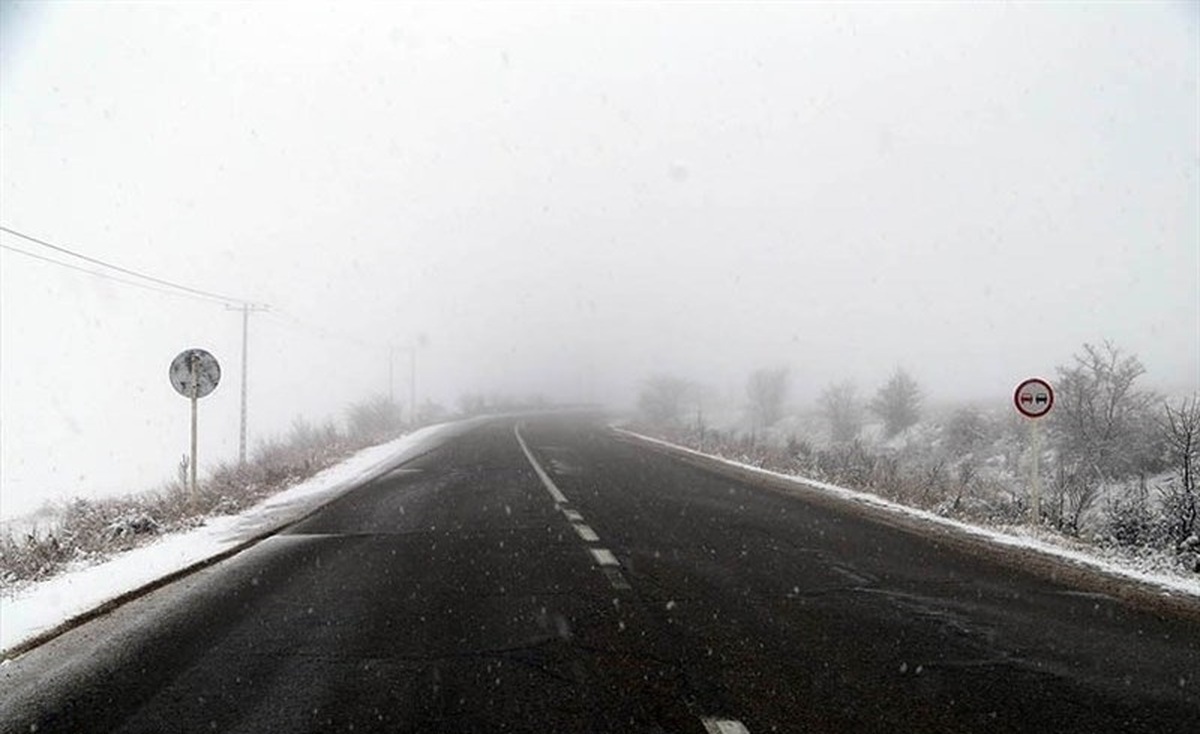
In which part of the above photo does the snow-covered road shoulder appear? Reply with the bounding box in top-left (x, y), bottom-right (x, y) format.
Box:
top-left (1, 420), bottom-right (477, 658)
top-left (614, 427), bottom-right (1200, 606)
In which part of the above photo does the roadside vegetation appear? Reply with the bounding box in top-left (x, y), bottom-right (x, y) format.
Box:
top-left (0, 395), bottom-right (407, 591)
top-left (632, 341), bottom-right (1200, 579)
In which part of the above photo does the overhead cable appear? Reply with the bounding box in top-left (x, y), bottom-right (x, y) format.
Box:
top-left (0, 225), bottom-right (256, 306)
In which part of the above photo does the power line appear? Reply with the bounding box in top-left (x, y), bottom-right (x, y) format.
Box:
top-left (0, 242), bottom-right (231, 306)
top-left (2, 225), bottom-right (284, 473)
top-left (1, 232), bottom-right (383, 351)
top-left (266, 308), bottom-right (387, 352)
top-left (0, 225), bottom-right (256, 306)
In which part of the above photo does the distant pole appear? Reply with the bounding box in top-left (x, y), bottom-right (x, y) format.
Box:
top-left (238, 304), bottom-right (249, 464)
top-left (409, 345), bottom-right (417, 425)
top-left (228, 303), bottom-right (267, 464)
top-left (389, 347), bottom-right (395, 404)
top-left (189, 355), bottom-right (199, 495)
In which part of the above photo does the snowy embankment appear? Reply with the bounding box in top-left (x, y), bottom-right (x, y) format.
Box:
top-left (615, 428), bottom-right (1200, 601)
top-left (0, 420), bottom-right (473, 657)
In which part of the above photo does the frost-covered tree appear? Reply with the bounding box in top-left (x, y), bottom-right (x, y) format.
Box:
top-left (945, 407), bottom-right (989, 457)
top-left (638, 375), bottom-right (692, 427)
top-left (346, 394), bottom-right (404, 443)
top-left (870, 368), bottom-right (922, 438)
top-left (1048, 342), bottom-right (1161, 534)
top-left (820, 380), bottom-right (862, 444)
top-left (747, 368), bottom-right (789, 429)
top-left (1158, 395), bottom-right (1200, 544)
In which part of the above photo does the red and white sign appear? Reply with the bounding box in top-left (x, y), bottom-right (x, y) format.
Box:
top-left (1013, 378), bottom-right (1054, 419)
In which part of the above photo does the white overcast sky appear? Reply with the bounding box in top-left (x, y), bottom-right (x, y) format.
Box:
top-left (1, 2), bottom-right (1197, 518)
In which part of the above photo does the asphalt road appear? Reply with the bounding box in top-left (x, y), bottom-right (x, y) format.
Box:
top-left (3, 415), bottom-right (1198, 733)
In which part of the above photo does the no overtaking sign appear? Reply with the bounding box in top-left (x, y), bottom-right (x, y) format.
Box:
top-left (1014, 378), bottom-right (1054, 419)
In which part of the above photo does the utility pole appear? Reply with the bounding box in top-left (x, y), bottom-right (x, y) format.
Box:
top-left (239, 304), bottom-right (249, 465)
top-left (389, 347), bottom-right (396, 405)
top-left (398, 335), bottom-right (428, 425)
top-left (228, 302), bottom-right (269, 464)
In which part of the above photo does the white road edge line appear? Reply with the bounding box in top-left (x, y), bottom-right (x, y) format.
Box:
top-left (700, 718), bottom-right (751, 734)
top-left (563, 509), bottom-right (584, 521)
top-left (572, 523), bottom-right (600, 542)
top-left (514, 424), bottom-right (569, 505)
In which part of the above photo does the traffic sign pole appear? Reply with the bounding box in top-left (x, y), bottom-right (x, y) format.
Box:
top-left (190, 355), bottom-right (199, 496)
top-left (1030, 419), bottom-right (1041, 525)
top-left (170, 348), bottom-right (221, 501)
top-left (1013, 377), bottom-right (1054, 527)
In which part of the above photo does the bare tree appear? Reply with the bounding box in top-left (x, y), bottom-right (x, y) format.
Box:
top-left (638, 374), bottom-right (692, 427)
top-left (870, 368), bottom-right (922, 438)
top-left (457, 393), bottom-right (488, 416)
top-left (1052, 341), bottom-right (1158, 481)
top-left (417, 399), bottom-right (448, 424)
top-left (820, 380), bottom-right (862, 444)
top-left (747, 367), bottom-right (789, 429)
top-left (1158, 395), bottom-right (1199, 544)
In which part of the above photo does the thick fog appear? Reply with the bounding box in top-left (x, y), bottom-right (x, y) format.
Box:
top-left (2, 2), bottom-right (1197, 519)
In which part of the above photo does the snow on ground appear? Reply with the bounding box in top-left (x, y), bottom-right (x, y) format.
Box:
top-left (0, 419), bottom-right (480, 656)
top-left (616, 428), bottom-right (1200, 600)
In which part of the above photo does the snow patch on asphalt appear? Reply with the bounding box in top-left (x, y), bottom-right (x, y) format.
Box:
top-left (1, 420), bottom-right (473, 656)
top-left (616, 428), bottom-right (1200, 600)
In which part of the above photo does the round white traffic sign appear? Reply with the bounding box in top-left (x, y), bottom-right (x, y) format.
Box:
top-left (169, 348), bottom-right (221, 399)
top-left (1014, 378), bottom-right (1053, 419)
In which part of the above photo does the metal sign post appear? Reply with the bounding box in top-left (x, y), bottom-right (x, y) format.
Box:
top-left (1030, 419), bottom-right (1041, 523)
top-left (170, 348), bottom-right (222, 498)
top-left (190, 357), bottom-right (199, 493)
top-left (1013, 377), bottom-right (1054, 526)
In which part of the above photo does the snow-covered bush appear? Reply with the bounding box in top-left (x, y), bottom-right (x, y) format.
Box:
top-left (1, 398), bottom-right (398, 591)
top-left (1099, 483), bottom-right (1160, 549)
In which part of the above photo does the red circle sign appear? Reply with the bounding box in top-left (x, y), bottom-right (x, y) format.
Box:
top-left (1014, 378), bottom-right (1054, 419)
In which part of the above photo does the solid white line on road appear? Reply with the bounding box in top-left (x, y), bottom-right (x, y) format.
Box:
top-left (701, 718), bottom-right (750, 734)
top-left (514, 424), bottom-right (568, 505)
top-left (589, 548), bottom-right (620, 566)
top-left (563, 509), bottom-right (584, 522)
top-left (572, 523), bottom-right (600, 542)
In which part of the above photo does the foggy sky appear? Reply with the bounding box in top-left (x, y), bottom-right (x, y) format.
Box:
top-left (2, 2), bottom-right (1197, 518)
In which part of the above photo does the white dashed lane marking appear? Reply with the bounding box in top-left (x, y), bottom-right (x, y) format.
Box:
top-left (601, 567), bottom-right (632, 590)
top-left (514, 424), bottom-right (631, 591)
top-left (572, 523), bottom-right (600, 542)
top-left (589, 548), bottom-right (620, 566)
top-left (517, 424), bottom-right (741, 724)
top-left (701, 718), bottom-right (750, 734)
